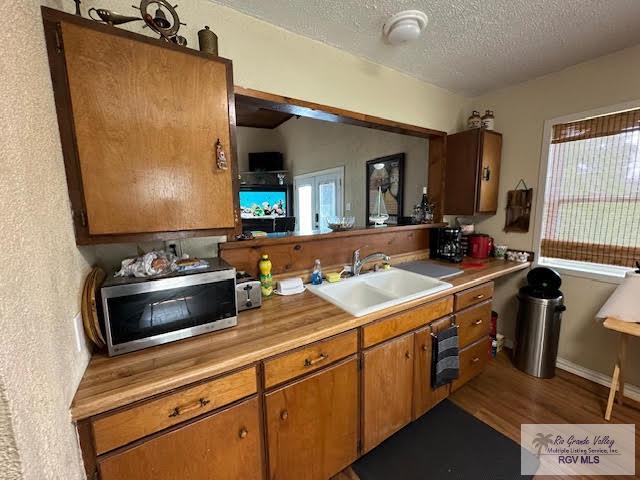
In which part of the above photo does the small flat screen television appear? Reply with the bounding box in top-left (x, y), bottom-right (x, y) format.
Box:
top-left (239, 186), bottom-right (292, 219)
top-left (248, 152), bottom-right (284, 172)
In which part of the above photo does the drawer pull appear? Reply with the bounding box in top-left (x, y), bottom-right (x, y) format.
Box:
top-left (239, 427), bottom-right (248, 439)
top-left (421, 344), bottom-right (428, 351)
top-left (473, 319), bottom-right (483, 325)
top-left (280, 410), bottom-right (289, 421)
top-left (405, 351), bottom-right (412, 359)
top-left (474, 294), bottom-right (485, 300)
top-left (304, 353), bottom-right (328, 367)
top-left (472, 357), bottom-right (481, 364)
top-left (168, 398), bottom-right (210, 418)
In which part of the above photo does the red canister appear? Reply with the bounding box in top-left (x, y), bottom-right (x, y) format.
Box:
top-left (468, 234), bottom-right (493, 258)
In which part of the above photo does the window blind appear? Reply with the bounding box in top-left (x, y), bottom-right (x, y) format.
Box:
top-left (541, 108), bottom-right (640, 268)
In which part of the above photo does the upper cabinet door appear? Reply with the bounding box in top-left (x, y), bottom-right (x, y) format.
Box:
top-left (476, 130), bottom-right (502, 213)
top-left (56, 20), bottom-right (236, 238)
top-left (443, 129), bottom-right (502, 216)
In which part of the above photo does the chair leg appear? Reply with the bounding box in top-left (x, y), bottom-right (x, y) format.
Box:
top-left (605, 364), bottom-right (620, 421)
top-left (617, 334), bottom-right (627, 406)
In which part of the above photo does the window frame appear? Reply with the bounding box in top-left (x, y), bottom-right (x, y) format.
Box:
top-left (533, 99), bottom-right (640, 284)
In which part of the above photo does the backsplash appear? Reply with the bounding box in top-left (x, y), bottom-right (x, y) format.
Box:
top-left (92, 235), bottom-right (226, 273)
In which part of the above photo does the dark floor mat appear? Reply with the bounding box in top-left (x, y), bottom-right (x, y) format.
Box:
top-left (353, 399), bottom-right (538, 479)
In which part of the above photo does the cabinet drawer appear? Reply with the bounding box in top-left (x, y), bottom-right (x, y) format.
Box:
top-left (362, 296), bottom-right (453, 348)
top-left (92, 366), bottom-right (257, 455)
top-left (98, 396), bottom-right (262, 480)
top-left (264, 331), bottom-right (357, 389)
top-left (452, 337), bottom-right (490, 392)
top-left (454, 282), bottom-right (493, 310)
top-left (456, 300), bottom-right (492, 348)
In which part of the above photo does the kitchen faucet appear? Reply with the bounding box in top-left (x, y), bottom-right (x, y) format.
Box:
top-left (352, 248), bottom-right (391, 276)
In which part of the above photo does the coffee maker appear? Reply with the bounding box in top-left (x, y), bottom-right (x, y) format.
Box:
top-left (430, 227), bottom-right (463, 263)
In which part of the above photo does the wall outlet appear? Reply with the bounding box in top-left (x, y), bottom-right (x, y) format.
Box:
top-left (345, 202), bottom-right (351, 211)
top-left (73, 311), bottom-right (85, 353)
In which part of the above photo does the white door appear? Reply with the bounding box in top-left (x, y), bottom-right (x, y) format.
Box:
top-left (294, 167), bottom-right (344, 232)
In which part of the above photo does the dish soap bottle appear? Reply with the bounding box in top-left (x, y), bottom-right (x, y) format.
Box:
top-left (311, 259), bottom-right (323, 285)
top-left (258, 253), bottom-right (273, 297)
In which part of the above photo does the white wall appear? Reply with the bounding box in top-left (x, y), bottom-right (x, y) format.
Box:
top-left (1, 1), bottom-right (95, 479)
top-left (238, 118), bottom-right (429, 224)
top-left (1, 1), bottom-right (467, 479)
top-left (471, 44), bottom-right (640, 386)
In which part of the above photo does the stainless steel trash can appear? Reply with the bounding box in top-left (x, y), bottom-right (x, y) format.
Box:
top-left (513, 267), bottom-right (566, 378)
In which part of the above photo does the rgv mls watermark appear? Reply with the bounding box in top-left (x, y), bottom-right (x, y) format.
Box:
top-left (521, 424), bottom-right (635, 476)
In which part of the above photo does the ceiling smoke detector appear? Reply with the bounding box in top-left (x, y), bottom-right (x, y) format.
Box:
top-left (383, 10), bottom-right (428, 45)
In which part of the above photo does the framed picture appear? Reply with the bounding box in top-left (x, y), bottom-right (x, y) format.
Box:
top-left (366, 153), bottom-right (404, 225)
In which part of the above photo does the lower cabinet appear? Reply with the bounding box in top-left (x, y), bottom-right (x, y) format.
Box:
top-left (362, 333), bottom-right (414, 452)
top-left (452, 336), bottom-right (490, 392)
top-left (97, 396), bottom-right (262, 480)
top-left (265, 357), bottom-right (359, 480)
top-left (412, 316), bottom-right (453, 419)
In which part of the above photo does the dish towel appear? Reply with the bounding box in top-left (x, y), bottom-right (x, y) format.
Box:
top-left (431, 325), bottom-right (460, 388)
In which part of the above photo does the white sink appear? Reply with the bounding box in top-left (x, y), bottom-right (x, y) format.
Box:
top-left (307, 268), bottom-right (452, 317)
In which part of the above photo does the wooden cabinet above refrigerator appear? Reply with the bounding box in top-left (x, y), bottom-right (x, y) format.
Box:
top-left (42, 8), bottom-right (239, 245)
top-left (444, 128), bottom-right (502, 216)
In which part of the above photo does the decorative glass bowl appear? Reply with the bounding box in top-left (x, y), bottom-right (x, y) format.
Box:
top-left (327, 216), bottom-right (356, 231)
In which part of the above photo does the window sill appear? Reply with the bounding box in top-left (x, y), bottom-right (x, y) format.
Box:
top-left (536, 257), bottom-right (631, 285)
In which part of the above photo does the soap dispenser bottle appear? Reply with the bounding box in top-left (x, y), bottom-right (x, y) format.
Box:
top-left (311, 259), bottom-right (323, 285)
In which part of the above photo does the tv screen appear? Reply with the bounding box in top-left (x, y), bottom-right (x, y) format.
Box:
top-left (240, 190), bottom-right (287, 218)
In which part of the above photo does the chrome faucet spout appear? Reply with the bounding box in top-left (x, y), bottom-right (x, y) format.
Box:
top-left (352, 249), bottom-right (391, 276)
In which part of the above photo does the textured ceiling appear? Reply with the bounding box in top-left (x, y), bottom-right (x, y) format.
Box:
top-left (210, 0), bottom-right (640, 96)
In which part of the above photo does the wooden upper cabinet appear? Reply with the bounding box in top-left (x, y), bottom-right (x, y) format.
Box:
top-left (444, 128), bottom-right (502, 215)
top-left (362, 333), bottom-right (414, 453)
top-left (98, 396), bottom-right (262, 480)
top-left (43, 9), bottom-right (238, 244)
top-left (265, 357), bottom-right (359, 480)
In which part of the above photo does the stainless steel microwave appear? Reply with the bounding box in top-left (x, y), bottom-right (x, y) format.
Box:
top-left (100, 258), bottom-right (237, 356)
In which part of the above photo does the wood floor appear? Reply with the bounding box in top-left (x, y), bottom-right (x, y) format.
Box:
top-left (334, 352), bottom-right (640, 480)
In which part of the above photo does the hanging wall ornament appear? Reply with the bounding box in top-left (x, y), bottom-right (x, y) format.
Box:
top-left (504, 179), bottom-right (533, 233)
top-left (215, 139), bottom-right (228, 170)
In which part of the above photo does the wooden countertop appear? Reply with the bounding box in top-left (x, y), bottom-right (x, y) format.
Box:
top-left (70, 259), bottom-right (530, 420)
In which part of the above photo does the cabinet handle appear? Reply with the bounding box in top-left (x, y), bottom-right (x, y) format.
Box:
top-left (421, 344), bottom-right (428, 351)
top-left (304, 353), bottom-right (328, 367)
top-left (215, 138), bottom-right (228, 170)
top-left (473, 319), bottom-right (483, 325)
top-left (405, 351), bottom-right (411, 359)
top-left (482, 166), bottom-right (491, 181)
top-left (168, 397), bottom-right (210, 418)
top-left (472, 357), bottom-right (480, 364)
top-left (280, 410), bottom-right (288, 421)
top-left (474, 294), bottom-right (485, 300)
top-left (239, 427), bottom-right (248, 439)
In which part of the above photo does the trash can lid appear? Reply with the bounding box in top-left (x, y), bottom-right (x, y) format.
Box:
top-left (519, 285), bottom-right (563, 300)
top-left (527, 266), bottom-right (562, 291)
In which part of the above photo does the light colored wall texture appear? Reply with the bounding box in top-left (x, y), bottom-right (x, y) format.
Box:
top-left (1, 1), bottom-right (95, 479)
top-left (238, 118), bottom-right (429, 224)
top-left (471, 44), bottom-right (640, 386)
